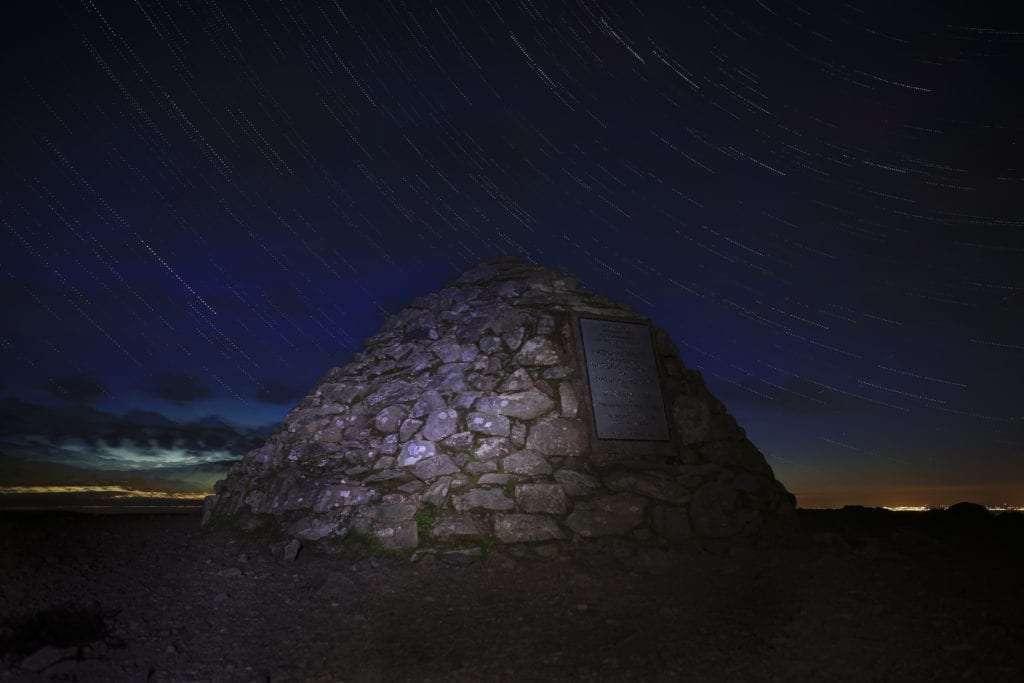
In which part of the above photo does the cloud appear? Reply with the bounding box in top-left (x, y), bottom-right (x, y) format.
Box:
top-left (44, 373), bottom-right (107, 404)
top-left (0, 397), bottom-right (273, 473)
top-left (144, 373), bottom-right (212, 404)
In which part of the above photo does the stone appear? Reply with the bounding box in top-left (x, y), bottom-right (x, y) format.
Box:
top-left (452, 488), bottom-right (514, 512)
top-left (205, 257), bottom-right (796, 558)
top-left (466, 411), bottom-right (511, 436)
top-left (475, 388), bottom-right (555, 420)
top-left (479, 336), bottom-right (502, 353)
top-left (453, 392), bottom-right (479, 410)
top-left (423, 409), bottom-right (459, 441)
top-left (289, 516), bottom-right (341, 541)
top-left (510, 422), bottom-right (527, 448)
top-left (566, 494), bottom-right (646, 537)
top-left (526, 418), bottom-right (588, 456)
top-left (671, 395), bottom-right (710, 443)
top-left (365, 380), bottom-right (419, 408)
top-left (501, 450), bottom-right (551, 475)
top-left (689, 481), bottom-right (741, 538)
top-left (502, 326), bottom-right (525, 351)
top-left (284, 538), bottom-right (302, 562)
top-left (375, 502), bottom-right (417, 522)
top-left (515, 483), bottom-right (568, 514)
top-left (315, 485), bottom-right (376, 512)
top-left (498, 368), bottom-right (533, 392)
top-left (553, 469), bottom-right (601, 497)
top-left (441, 431), bottom-right (474, 450)
top-left (399, 418), bottom-right (423, 442)
top-left (421, 476), bottom-right (453, 507)
top-left (411, 454), bottom-right (460, 481)
top-left (374, 521), bottom-right (418, 550)
top-left (558, 382), bottom-right (578, 418)
top-left (20, 646), bottom-right (78, 673)
top-left (397, 440), bottom-right (436, 467)
top-left (603, 472), bottom-right (690, 505)
top-left (431, 512), bottom-right (490, 538)
top-left (473, 436), bottom-right (514, 460)
top-left (495, 514), bottom-right (564, 543)
top-left (410, 390), bottom-right (446, 418)
top-left (513, 336), bottom-right (559, 365)
top-left (465, 460), bottom-right (498, 474)
top-left (652, 505), bottom-right (692, 542)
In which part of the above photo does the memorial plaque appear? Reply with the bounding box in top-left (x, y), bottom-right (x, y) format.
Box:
top-left (579, 317), bottom-right (670, 441)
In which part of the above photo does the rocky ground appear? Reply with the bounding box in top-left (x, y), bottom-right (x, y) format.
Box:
top-left (1, 509), bottom-right (1022, 682)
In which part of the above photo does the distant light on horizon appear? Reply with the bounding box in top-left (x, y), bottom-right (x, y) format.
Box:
top-left (0, 485), bottom-right (209, 500)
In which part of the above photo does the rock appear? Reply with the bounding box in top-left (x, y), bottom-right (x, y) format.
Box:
top-left (399, 418), bottom-right (423, 442)
top-left (20, 646), bottom-right (78, 673)
top-left (441, 548), bottom-right (482, 565)
top-left (495, 513), bottom-right (564, 542)
top-left (466, 411), bottom-right (511, 436)
top-left (652, 505), bottom-right (692, 541)
top-left (502, 326), bottom-right (525, 351)
top-left (553, 469), bottom-right (601, 497)
top-left (689, 481), bottom-right (741, 538)
top-left (558, 382), bottom-right (578, 417)
top-left (411, 454), bottom-right (460, 481)
top-left (365, 380), bottom-right (419, 407)
top-left (513, 336), bottom-right (559, 365)
top-left (374, 405), bottom-right (409, 433)
top-left (421, 476), bottom-right (453, 507)
top-left (374, 521), bottom-right (418, 550)
top-left (284, 538), bottom-right (302, 562)
top-left (465, 460), bottom-right (498, 474)
top-left (475, 388), bottom-right (555, 420)
top-left (207, 257), bottom-right (798, 558)
top-left (603, 472), bottom-right (690, 505)
top-left (498, 368), bottom-right (533, 392)
top-left (410, 390), bottom-right (446, 418)
top-left (423, 409), bottom-right (459, 441)
top-left (431, 512), bottom-right (490, 538)
top-left (526, 418), bottom-right (588, 456)
top-left (441, 430), bottom-right (474, 450)
top-left (566, 494), bottom-right (646, 537)
top-left (671, 395), bottom-right (710, 443)
top-left (514, 483), bottom-right (568, 514)
top-left (315, 485), bottom-right (375, 511)
top-left (510, 422), bottom-right (527, 448)
top-left (501, 450), bottom-right (551, 475)
top-left (473, 436), bottom-right (514, 460)
top-left (201, 494), bottom-right (219, 526)
top-left (398, 440), bottom-right (437, 467)
top-left (452, 488), bottom-right (514, 512)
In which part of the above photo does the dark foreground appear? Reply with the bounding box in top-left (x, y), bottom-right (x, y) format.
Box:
top-left (1, 509), bottom-right (1022, 682)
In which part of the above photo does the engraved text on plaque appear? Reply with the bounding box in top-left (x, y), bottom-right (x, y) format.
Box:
top-left (579, 317), bottom-right (670, 440)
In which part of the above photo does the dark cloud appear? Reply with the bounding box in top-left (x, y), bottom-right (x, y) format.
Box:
top-left (0, 398), bottom-right (273, 470)
top-left (253, 380), bottom-right (306, 405)
top-left (45, 373), bottom-right (106, 405)
top-left (145, 373), bottom-right (212, 405)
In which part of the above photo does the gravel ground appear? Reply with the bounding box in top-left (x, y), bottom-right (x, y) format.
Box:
top-left (1, 511), bottom-right (1022, 682)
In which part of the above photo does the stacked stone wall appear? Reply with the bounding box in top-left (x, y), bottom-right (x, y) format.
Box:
top-left (205, 257), bottom-right (798, 557)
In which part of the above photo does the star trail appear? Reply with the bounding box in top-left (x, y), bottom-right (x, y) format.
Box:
top-left (1, 1), bottom-right (1021, 509)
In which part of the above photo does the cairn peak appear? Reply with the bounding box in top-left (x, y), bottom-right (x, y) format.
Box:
top-left (204, 258), bottom-right (797, 558)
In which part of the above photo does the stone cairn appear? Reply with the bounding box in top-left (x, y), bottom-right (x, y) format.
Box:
top-left (204, 257), bottom-right (798, 558)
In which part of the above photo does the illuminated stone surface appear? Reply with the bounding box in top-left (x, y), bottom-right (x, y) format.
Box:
top-left (206, 257), bottom-right (797, 558)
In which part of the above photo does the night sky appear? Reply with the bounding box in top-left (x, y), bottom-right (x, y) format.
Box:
top-left (1, 1), bottom-right (1021, 510)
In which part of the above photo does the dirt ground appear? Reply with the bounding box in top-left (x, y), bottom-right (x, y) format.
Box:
top-left (1, 510), bottom-right (1022, 682)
